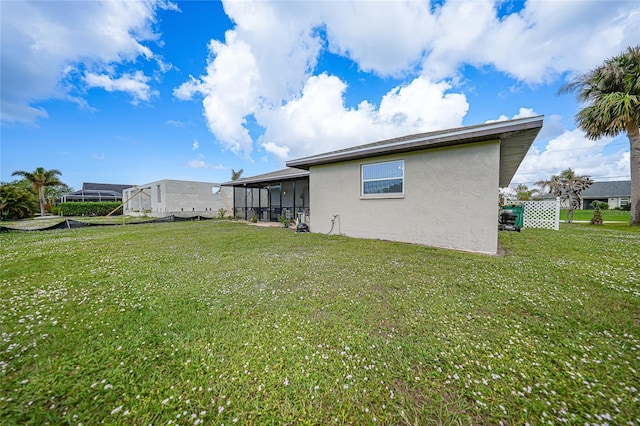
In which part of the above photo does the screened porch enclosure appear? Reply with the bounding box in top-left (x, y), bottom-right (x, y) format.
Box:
top-left (233, 178), bottom-right (309, 223)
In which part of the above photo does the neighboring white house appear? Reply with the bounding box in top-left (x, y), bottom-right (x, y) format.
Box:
top-left (538, 180), bottom-right (631, 210)
top-left (579, 181), bottom-right (631, 209)
top-left (225, 116), bottom-right (543, 254)
top-left (122, 179), bottom-right (233, 218)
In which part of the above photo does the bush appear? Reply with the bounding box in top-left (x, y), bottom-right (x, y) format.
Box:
top-left (278, 215), bottom-right (290, 228)
top-left (54, 202), bottom-right (122, 216)
top-left (590, 200), bottom-right (608, 211)
top-left (0, 185), bottom-right (37, 219)
top-left (619, 203), bottom-right (631, 211)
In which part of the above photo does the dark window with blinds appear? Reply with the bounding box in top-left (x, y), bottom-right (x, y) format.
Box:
top-left (361, 160), bottom-right (404, 196)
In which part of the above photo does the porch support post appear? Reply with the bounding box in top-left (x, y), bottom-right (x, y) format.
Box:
top-left (268, 185), bottom-right (272, 221)
top-left (279, 183), bottom-right (283, 219)
top-left (292, 180), bottom-right (297, 219)
top-left (244, 184), bottom-right (248, 220)
top-left (258, 185), bottom-right (262, 221)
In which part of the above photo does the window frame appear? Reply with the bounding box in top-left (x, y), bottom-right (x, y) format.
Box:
top-left (360, 159), bottom-right (405, 199)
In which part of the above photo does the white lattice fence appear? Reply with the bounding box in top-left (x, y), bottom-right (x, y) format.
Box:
top-left (522, 198), bottom-right (560, 230)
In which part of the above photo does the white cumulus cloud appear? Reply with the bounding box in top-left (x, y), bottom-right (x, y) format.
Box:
top-left (1, 0), bottom-right (177, 124)
top-left (513, 130), bottom-right (629, 186)
top-left (174, 0), bottom-right (637, 163)
top-left (174, 33), bottom-right (260, 156)
top-left (187, 153), bottom-right (214, 169)
top-left (256, 74), bottom-right (469, 160)
top-left (84, 71), bottom-right (158, 104)
top-left (486, 107), bottom-right (538, 123)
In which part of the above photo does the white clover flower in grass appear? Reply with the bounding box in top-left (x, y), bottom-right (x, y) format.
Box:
top-left (110, 406), bottom-right (123, 415)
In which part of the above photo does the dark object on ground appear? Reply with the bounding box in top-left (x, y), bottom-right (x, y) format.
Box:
top-left (499, 210), bottom-right (521, 232)
top-left (296, 222), bottom-right (310, 233)
top-left (0, 215), bottom-right (211, 232)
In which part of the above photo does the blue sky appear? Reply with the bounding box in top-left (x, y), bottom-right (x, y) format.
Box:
top-left (1, 0), bottom-right (638, 191)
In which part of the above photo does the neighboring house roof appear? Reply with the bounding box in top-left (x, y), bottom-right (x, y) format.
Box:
top-left (60, 183), bottom-right (134, 202)
top-left (71, 190), bottom-right (120, 196)
top-left (538, 181), bottom-right (631, 199)
top-left (125, 179), bottom-right (221, 189)
top-left (82, 183), bottom-right (133, 195)
top-left (61, 189), bottom-right (123, 201)
top-left (538, 192), bottom-right (557, 200)
top-left (222, 168), bottom-right (310, 187)
top-left (286, 116), bottom-right (543, 187)
top-left (579, 181), bottom-right (630, 198)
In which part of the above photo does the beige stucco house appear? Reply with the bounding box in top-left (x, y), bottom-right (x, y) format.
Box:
top-left (225, 116), bottom-right (543, 254)
top-left (123, 179), bottom-right (233, 218)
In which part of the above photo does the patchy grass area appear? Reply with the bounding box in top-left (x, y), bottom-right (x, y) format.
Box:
top-left (560, 209), bottom-right (631, 222)
top-left (1, 221), bottom-right (638, 424)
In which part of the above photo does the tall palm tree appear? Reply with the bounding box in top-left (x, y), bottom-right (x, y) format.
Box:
top-left (514, 184), bottom-right (539, 201)
top-left (559, 45), bottom-right (640, 225)
top-left (11, 167), bottom-right (64, 216)
top-left (535, 175), bottom-right (561, 195)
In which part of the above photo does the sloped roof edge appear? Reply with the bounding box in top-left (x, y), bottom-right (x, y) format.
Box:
top-left (221, 168), bottom-right (310, 187)
top-left (286, 116), bottom-right (543, 186)
top-left (580, 181), bottom-right (631, 198)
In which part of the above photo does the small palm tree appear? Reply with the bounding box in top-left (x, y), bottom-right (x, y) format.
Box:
top-left (231, 168), bottom-right (244, 181)
top-left (514, 184), bottom-right (540, 201)
top-left (11, 167), bottom-right (64, 217)
top-left (559, 45), bottom-right (640, 225)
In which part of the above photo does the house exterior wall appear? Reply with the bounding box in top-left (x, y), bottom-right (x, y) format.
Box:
top-left (309, 140), bottom-right (501, 254)
top-left (123, 180), bottom-right (232, 217)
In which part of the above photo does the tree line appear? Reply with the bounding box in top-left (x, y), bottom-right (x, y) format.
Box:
top-left (0, 167), bottom-right (70, 219)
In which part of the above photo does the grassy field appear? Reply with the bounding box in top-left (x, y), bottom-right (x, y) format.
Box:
top-left (1, 221), bottom-right (638, 424)
top-left (559, 209), bottom-right (631, 222)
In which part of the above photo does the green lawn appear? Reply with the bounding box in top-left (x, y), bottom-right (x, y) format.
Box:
top-left (559, 209), bottom-right (631, 222)
top-left (1, 221), bottom-right (638, 424)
